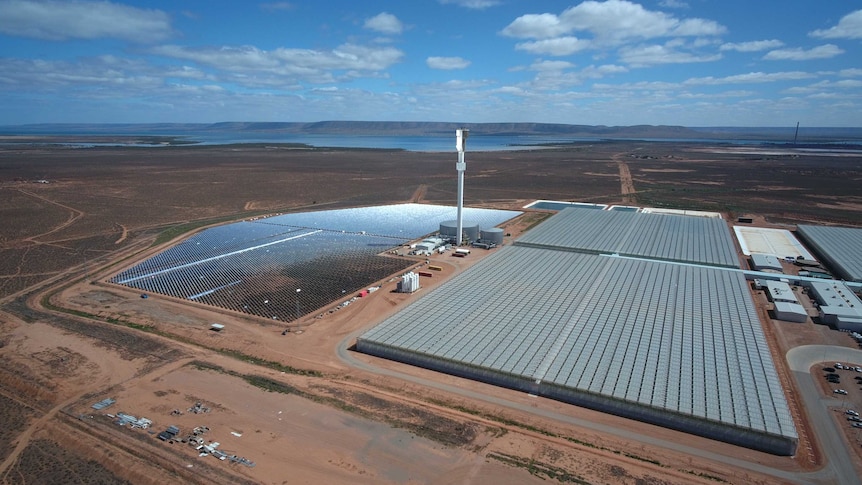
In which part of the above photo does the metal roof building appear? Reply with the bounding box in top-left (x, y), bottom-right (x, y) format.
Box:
top-left (357, 210), bottom-right (797, 455)
top-left (807, 280), bottom-right (862, 330)
top-left (764, 280), bottom-right (798, 304)
top-left (517, 208), bottom-right (739, 268)
top-left (773, 301), bottom-right (808, 323)
top-left (751, 253), bottom-right (783, 272)
top-left (796, 225), bottom-right (862, 282)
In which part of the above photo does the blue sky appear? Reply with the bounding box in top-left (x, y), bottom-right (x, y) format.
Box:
top-left (0, 0), bottom-right (860, 126)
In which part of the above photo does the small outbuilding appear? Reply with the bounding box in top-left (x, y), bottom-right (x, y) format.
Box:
top-left (210, 323), bottom-right (225, 332)
top-left (773, 301), bottom-right (808, 323)
top-left (751, 253), bottom-right (783, 272)
top-left (764, 280), bottom-right (798, 304)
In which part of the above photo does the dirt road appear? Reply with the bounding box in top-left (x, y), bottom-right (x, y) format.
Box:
top-left (614, 153), bottom-right (637, 205)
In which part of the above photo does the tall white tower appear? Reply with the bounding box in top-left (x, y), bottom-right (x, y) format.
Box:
top-left (455, 128), bottom-right (469, 246)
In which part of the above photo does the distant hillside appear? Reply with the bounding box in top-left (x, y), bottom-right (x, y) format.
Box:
top-left (3, 121), bottom-right (861, 141)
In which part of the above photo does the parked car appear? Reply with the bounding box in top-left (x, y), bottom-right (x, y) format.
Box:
top-left (846, 409), bottom-right (859, 416)
top-left (824, 367), bottom-right (836, 372)
top-left (848, 416), bottom-right (862, 422)
top-left (834, 389), bottom-right (849, 395)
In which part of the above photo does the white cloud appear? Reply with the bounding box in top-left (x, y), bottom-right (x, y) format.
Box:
top-left (501, 0), bottom-right (725, 44)
top-left (0, 57), bottom-right (163, 91)
top-left (163, 65), bottom-right (210, 80)
top-left (561, 1), bottom-right (681, 42)
top-left (581, 64), bottom-right (628, 77)
top-left (784, 79), bottom-right (862, 95)
top-left (593, 80), bottom-right (680, 91)
top-left (685, 71), bottom-right (817, 85)
top-left (500, 13), bottom-right (568, 39)
top-left (0, 0), bottom-right (172, 42)
top-left (810, 9), bottom-right (862, 40)
top-left (505, 62), bottom-right (628, 94)
top-left (669, 18), bottom-right (725, 37)
top-left (763, 44), bottom-right (844, 61)
top-left (515, 36), bottom-right (591, 56)
top-left (806, 91), bottom-right (862, 100)
top-left (618, 44), bottom-right (721, 66)
top-left (720, 40), bottom-right (784, 52)
top-left (528, 60), bottom-right (576, 71)
top-left (494, 86), bottom-right (527, 95)
top-left (150, 43), bottom-right (403, 86)
top-left (839, 68), bottom-right (862, 78)
top-left (659, 0), bottom-right (688, 8)
top-left (677, 90), bottom-right (755, 99)
top-left (363, 12), bottom-right (404, 35)
top-left (426, 56), bottom-right (471, 70)
top-left (438, 0), bottom-right (501, 9)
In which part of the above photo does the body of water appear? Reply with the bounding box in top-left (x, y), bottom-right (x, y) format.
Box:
top-left (3, 128), bottom-right (862, 152)
top-left (183, 132), bottom-right (585, 151)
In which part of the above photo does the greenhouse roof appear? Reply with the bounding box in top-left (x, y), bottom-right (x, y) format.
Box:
top-left (796, 224), bottom-right (862, 282)
top-left (359, 209), bottom-right (797, 454)
top-left (360, 246), bottom-right (794, 440)
top-left (516, 208), bottom-right (739, 268)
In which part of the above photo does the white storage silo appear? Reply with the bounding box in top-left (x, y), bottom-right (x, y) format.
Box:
top-left (480, 227), bottom-right (504, 246)
top-left (398, 272), bottom-right (420, 293)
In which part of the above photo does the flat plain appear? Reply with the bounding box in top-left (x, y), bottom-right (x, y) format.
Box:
top-left (1, 140), bottom-right (861, 484)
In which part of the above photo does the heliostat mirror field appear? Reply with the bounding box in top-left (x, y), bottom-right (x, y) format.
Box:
top-left (111, 203), bottom-right (521, 320)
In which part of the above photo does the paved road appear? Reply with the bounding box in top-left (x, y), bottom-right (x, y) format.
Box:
top-left (786, 345), bottom-right (862, 485)
top-left (338, 333), bottom-right (862, 484)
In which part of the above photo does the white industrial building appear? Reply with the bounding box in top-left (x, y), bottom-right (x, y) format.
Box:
top-left (808, 280), bottom-right (862, 330)
top-left (358, 208), bottom-right (797, 455)
top-left (764, 280), bottom-right (799, 304)
top-left (773, 301), bottom-right (808, 323)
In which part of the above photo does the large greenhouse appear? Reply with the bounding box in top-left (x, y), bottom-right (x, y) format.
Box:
top-left (516, 207), bottom-right (740, 267)
top-left (796, 224), bottom-right (862, 282)
top-left (357, 208), bottom-right (798, 455)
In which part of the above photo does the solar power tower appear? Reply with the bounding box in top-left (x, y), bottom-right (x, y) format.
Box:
top-left (455, 128), bottom-right (469, 246)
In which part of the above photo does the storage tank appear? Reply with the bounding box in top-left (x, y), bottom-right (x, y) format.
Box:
top-left (480, 227), bottom-right (504, 246)
top-left (440, 220), bottom-right (479, 242)
top-left (439, 220), bottom-right (459, 238)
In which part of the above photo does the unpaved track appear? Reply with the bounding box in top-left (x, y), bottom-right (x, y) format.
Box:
top-left (15, 189), bottom-right (85, 243)
top-left (0, 361), bottom-right (176, 478)
top-left (613, 153), bottom-right (636, 205)
top-left (411, 184), bottom-right (428, 202)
